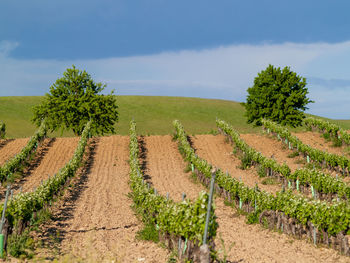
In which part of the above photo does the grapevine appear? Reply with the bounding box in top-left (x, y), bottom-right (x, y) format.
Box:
top-left (174, 119), bottom-right (350, 237)
top-left (0, 120), bottom-right (48, 182)
top-left (304, 117), bottom-right (350, 145)
top-left (129, 120), bottom-right (218, 245)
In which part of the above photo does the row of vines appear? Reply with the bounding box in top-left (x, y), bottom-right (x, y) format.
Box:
top-left (0, 120), bottom-right (48, 183)
top-left (262, 119), bottom-right (350, 175)
top-left (217, 119), bottom-right (350, 202)
top-left (174, 120), bottom-right (350, 255)
top-left (305, 117), bottom-right (350, 145)
top-left (0, 120), bottom-right (92, 254)
top-left (129, 120), bottom-right (217, 261)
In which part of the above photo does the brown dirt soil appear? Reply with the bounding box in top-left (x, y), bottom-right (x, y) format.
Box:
top-left (0, 139), bottom-right (13, 151)
top-left (191, 134), bottom-right (281, 194)
top-left (0, 138), bottom-right (29, 165)
top-left (240, 133), bottom-right (304, 172)
top-left (142, 135), bottom-right (240, 261)
top-left (4, 135), bottom-right (350, 262)
top-left (37, 136), bottom-right (170, 262)
top-left (292, 132), bottom-right (350, 183)
top-left (293, 131), bottom-right (349, 156)
top-left (142, 135), bottom-right (205, 202)
top-left (142, 135), bottom-right (350, 262)
top-left (14, 137), bottom-right (80, 194)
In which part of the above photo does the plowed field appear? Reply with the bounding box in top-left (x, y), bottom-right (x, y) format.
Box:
top-left (240, 133), bottom-right (305, 172)
top-left (293, 131), bottom-right (349, 157)
top-left (16, 137), bottom-right (80, 194)
top-left (2, 135), bottom-right (350, 262)
top-left (0, 138), bottom-right (28, 165)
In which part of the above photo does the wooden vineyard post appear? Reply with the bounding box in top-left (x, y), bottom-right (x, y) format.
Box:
top-left (0, 185), bottom-right (10, 258)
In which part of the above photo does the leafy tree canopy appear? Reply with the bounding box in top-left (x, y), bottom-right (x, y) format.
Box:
top-left (32, 65), bottom-right (118, 135)
top-left (243, 64), bottom-right (313, 127)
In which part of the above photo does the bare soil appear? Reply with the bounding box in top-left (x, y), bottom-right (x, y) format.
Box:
top-left (3, 135), bottom-right (350, 262)
top-left (293, 131), bottom-right (349, 157)
top-left (142, 135), bottom-right (350, 262)
top-left (0, 138), bottom-right (29, 165)
top-left (292, 132), bottom-right (350, 183)
top-left (240, 133), bottom-right (305, 172)
top-left (35, 136), bottom-right (170, 262)
top-left (142, 135), bottom-right (205, 202)
top-left (191, 134), bottom-right (281, 194)
top-left (14, 137), bottom-right (80, 194)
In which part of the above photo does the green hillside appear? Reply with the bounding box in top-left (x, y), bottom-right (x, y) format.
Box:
top-left (0, 96), bottom-right (349, 138)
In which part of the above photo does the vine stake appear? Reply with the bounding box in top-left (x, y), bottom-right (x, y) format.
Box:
top-left (203, 169), bottom-right (216, 245)
top-left (0, 185), bottom-right (10, 258)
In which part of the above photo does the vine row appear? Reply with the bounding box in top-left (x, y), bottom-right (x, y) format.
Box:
top-left (262, 119), bottom-right (350, 175)
top-left (173, 119), bottom-right (350, 255)
top-left (304, 117), bottom-right (350, 145)
top-left (128, 120), bottom-right (217, 260)
top-left (216, 119), bottom-right (350, 201)
top-left (0, 120), bottom-right (49, 183)
top-left (0, 120), bottom-right (91, 243)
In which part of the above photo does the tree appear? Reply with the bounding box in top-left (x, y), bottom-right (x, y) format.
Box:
top-left (243, 64), bottom-right (313, 127)
top-left (32, 65), bottom-right (118, 136)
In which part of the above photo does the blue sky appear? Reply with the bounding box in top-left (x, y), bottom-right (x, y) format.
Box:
top-left (1, 0), bottom-right (350, 119)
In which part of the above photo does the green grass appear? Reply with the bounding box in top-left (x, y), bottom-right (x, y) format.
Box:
top-left (0, 95), bottom-right (349, 138)
top-left (0, 96), bottom-right (259, 138)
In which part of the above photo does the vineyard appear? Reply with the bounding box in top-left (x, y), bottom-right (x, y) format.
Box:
top-left (0, 118), bottom-right (349, 262)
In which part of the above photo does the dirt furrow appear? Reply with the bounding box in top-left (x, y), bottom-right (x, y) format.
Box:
top-left (142, 135), bottom-right (205, 202)
top-left (191, 134), bottom-right (281, 194)
top-left (143, 135), bottom-right (242, 261)
top-left (293, 131), bottom-right (349, 156)
top-left (56, 136), bottom-right (170, 262)
top-left (0, 138), bottom-right (29, 165)
top-left (240, 133), bottom-right (305, 172)
top-left (0, 139), bottom-right (14, 151)
top-left (14, 137), bottom-right (80, 194)
top-left (289, 132), bottom-right (350, 182)
top-left (190, 134), bottom-right (350, 262)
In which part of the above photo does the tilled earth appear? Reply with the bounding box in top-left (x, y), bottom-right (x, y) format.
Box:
top-left (0, 138), bottom-right (29, 165)
top-left (1, 134), bottom-right (350, 262)
top-left (293, 131), bottom-right (349, 157)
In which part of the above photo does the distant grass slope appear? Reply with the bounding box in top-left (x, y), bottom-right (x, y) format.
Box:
top-left (0, 95), bottom-right (349, 138)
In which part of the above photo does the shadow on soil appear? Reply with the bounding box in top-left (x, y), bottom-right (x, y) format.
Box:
top-left (35, 138), bottom-right (98, 260)
top-left (0, 139), bottom-right (14, 150)
top-left (0, 138), bottom-right (56, 199)
top-left (138, 135), bottom-right (152, 183)
top-left (67, 223), bottom-right (137, 234)
top-left (187, 135), bottom-right (197, 152)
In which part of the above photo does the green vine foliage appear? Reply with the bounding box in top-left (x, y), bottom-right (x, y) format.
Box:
top-left (305, 117), bottom-right (350, 145)
top-left (129, 120), bottom-right (217, 245)
top-left (174, 119), bottom-right (350, 236)
top-left (2, 121), bottom-right (91, 228)
top-left (217, 119), bottom-right (350, 200)
top-left (262, 119), bottom-right (350, 171)
top-left (0, 120), bottom-right (48, 183)
top-left (0, 121), bottom-right (5, 139)
top-left (216, 119), bottom-right (290, 177)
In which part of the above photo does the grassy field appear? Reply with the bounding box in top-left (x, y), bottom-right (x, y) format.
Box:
top-left (0, 95), bottom-right (349, 138)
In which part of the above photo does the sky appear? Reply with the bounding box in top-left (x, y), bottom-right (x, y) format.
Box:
top-left (1, 0), bottom-right (350, 119)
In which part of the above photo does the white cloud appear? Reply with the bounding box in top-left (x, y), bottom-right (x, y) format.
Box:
top-left (0, 40), bottom-right (349, 119)
top-left (0, 41), bottom-right (19, 57)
